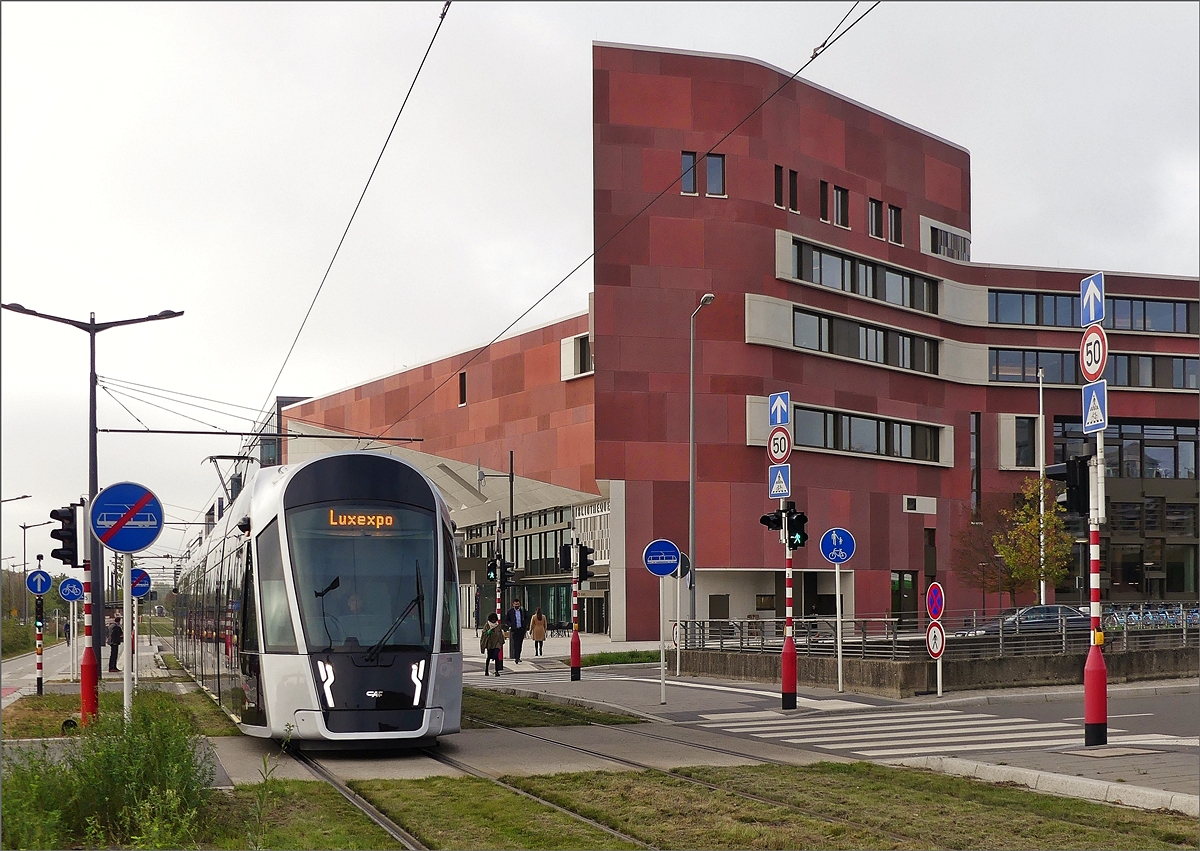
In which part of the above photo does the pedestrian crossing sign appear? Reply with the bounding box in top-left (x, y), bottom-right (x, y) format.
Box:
top-left (768, 464), bottom-right (791, 498)
top-left (1082, 380), bottom-right (1107, 434)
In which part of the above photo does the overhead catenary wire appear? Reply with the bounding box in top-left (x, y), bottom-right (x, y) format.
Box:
top-left (368, 1), bottom-right (882, 441)
top-left (247, 0), bottom-right (453, 453)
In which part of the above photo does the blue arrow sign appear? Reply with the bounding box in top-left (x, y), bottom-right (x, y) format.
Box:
top-left (90, 482), bottom-right (164, 554)
top-left (59, 577), bottom-right (84, 602)
top-left (768, 392), bottom-right (790, 426)
top-left (820, 528), bottom-right (856, 565)
top-left (1080, 272), bottom-right (1105, 327)
top-left (27, 569), bottom-right (53, 596)
top-left (768, 464), bottom-right (791, 498)
top-left (1082, 379), bottom-right (1108, 435)
top-left (642, 539), bottom-right (681, 577)
top-left (130, 568), bottom-right (151, 598)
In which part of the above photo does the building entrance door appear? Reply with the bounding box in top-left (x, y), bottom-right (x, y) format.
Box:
top-left (891, 571), bottom-right (918, 629)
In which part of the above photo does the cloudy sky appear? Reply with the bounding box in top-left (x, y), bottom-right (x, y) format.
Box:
top-left (3, 2), bottom-right (1197, 581)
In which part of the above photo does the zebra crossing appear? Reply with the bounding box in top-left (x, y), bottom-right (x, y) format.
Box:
top-left (693, 707), bottom-right (1104, 759)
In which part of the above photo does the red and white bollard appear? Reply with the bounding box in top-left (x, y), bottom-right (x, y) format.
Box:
top-left (570, 575), bottom-right (581, 681)
top-left (782, 554), bottom-right (796, 709)
top-left (80, 564), bottom-right (98, 724)
top-left (1085, 523), bottom-right (1107, 745)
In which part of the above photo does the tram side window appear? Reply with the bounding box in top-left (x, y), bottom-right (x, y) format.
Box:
top-left (441, 525), bottom-right (459, 652)
top-left (256, 519), bottom-right (297, 652)
top-left (240, 544), bottom-right (259, 652)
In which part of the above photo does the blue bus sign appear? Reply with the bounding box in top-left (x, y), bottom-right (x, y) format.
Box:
top-left (819, 528), bottom-right (856, 565)
top-left (59, 577), bottom-right (84, 602)
top-left (643, 539), bottom-right (681, 577)
top-left (27, 569), bottom-right (53, 596)
top-left (90, 482), bottom-right (164, 554)
top-left (130, 568), bottom-right (152, 598)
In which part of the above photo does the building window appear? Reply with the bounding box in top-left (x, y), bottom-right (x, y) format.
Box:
top-left (1103, 297), bottom-right (1198, 333)
top-left (1014, 416), bottom-right (1037, 468)
top-left (774, 165), bottom-right (784, 208)
top-left (792, 239), bottom-right (938, 315)
top-left (458, 372), bottom-right (467, 406)
top-left (819, 181), bottom-right (829, 222)
top-left (1054, 419), bottom-right (1198, 479)
top-left (970, 412), bottom-right (981, 517)
top-left (990, 290), bottom-right (1197, 333)
top-left (681, 152), bottom-right (697, 195)
top-left (561, 333), bottom-right (594, 380)
top-left (833, 186), bottom-right (850, 227)
top-left (705, 153), bottom-right (725, 196)
top-left (793, 308), bottom-right (938, 375)
top-left (989, 349), bottom-right (1087, 384)
top-left (794, 405), bottom-right (939, 462)
top-left (789, 170), bottom-right (798, 212)
top-left (868, 198), bottom-right (884, 238)
top-left (930, 226), bottom-right (970, 260)
top-left (888, 205), bottom-right (903, 244)
top-left (1099, 354), bottom-right (1199, 389)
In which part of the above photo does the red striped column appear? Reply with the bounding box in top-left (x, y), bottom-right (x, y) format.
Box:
top-left (1084, 522), bottom-right (1107, 745)
top-left (35, 597), bottom-right (44, 696)
top-left (570, 572), bottom-right (581, 681)
top-left (781, 554), bottom-right (796, 709)
top-left (80, 565), bottom-right (98, 724)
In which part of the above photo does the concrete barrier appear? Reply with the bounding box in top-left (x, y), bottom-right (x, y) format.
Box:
top-left (678, 647), bottom-right (1198, 698)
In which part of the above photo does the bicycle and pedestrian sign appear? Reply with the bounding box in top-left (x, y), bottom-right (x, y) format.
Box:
top-left (59, 577), bottom-right (84, 602)
top-left (819, 528), bottom-right (855, 564)
top-left (89, 482), bottom-right (164, 554)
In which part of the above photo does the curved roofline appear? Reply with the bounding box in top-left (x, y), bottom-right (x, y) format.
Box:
top-left (593, 40), bottom-right (970, 155)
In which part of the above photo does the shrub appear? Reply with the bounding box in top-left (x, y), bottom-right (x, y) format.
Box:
top-left (1, 618), bottom-right (34, 655)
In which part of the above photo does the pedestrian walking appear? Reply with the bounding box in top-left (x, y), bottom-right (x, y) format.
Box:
top-left (107, 613), bottom-right (123, 672)
top-left (63, 619), bottom-right (70, 645)
top-left (504, 598), bottom-right (527, 664)
top-left (480, 613), bottom-right (506, 676)
top-left (529, 606), bottom-right (548, 657)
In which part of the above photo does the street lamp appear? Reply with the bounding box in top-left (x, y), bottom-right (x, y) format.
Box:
top-left (1, 303), bottom-right (183, 680)
top-left (688, 292), bottom-right (715, 621)
top-left (2, 495), bottom-right (32, 503)
top-left (20, 519), bottom-right (52, 623)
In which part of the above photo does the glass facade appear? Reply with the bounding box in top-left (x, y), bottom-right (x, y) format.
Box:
top-left (792, 240), bottom-right (938, 314)
top-left (793, 406), bottom-right (939, 463)
top-left (989, 290), bottom-right (1197, 334)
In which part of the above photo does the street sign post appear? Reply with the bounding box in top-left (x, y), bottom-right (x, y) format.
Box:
top-left (768, 464), bottom-right (791, 499)
top-left (926, 582), bottom-right (945, 621)
top-left (130, 569), bottom-right (151, 599)
top-left (89, 482), bottom-right (164, 554)
top-left (59, 578), bottom-right (84, 602)
top-left (1082, 380), bottom-right (1108, 435)
top-left (642, 538), bottom-right (682, 705)
top-left (1080, 272), bottom-right (1105, 326)
top-left (1079, 324), bottom-right (1108, 383)
top-left (768, 392), bottom-right (790, 426)
top-left (819, 528), bottom-right (854, 694)
top-left (767, 425), bottom-right (792, 465)
top-left (926, 621), bottom-right (946, 659)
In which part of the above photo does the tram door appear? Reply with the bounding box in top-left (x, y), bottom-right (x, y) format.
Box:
top-left (891, 571), bottom-right (918, 629)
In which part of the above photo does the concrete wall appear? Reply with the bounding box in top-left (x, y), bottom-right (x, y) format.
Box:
top-left (680, 647), bottom-right (1199, 698)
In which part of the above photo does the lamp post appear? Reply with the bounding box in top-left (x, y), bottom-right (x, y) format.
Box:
top-left (2, 495), bottom-right (32, 503)
top-left (1, 302), bottom-right (183, 711)
top-left (1038, 366), bottom-right (1046, 605)
top-left (688, 293), bottom-right (715, 623)
top-left (20, 520), bottom-right (52, 623)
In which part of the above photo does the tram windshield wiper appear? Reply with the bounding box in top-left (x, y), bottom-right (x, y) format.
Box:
top-left (365, 561), bottom-right (425, 662)
top-left (315, 576), bottom-right (341, 650)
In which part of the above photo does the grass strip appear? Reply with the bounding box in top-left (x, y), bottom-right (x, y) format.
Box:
top-left (202, 779), bottom-right (405, 850)
top-left (461, 686), bottom-right (641, 728)
top-left (1, 686), bottom-right (239, 739)
top-left (579, 650), bottom-right (661, 667)
top-left (509, 769), bottom-right (913, 850)
top-left (353, 775), bottom-right (640, 850)
top-left (675, 763), bottom-right (1199, 850)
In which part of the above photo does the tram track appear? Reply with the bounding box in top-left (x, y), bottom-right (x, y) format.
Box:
top-left (457, 715), bottom-right (918, 848)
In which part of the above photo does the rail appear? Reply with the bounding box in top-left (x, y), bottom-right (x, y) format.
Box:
top-left (677, 604), bottom-right (1200, 661)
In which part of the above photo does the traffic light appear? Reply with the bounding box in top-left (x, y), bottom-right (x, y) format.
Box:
top-left (577, 544), bottom-right (595, 583)
top-left (785, 505), bottom-right (809, 550)
top-left (49, 504), bottom-right (79, 567)
top-left (486, 558), bottom-right (498, 582)
top-left (759, 509), bottom-right (784, 531)
top-left (35, 597), bottom-right (44, 632)
top-left (560, 544), bottom-right (573, 575)
top-left (499, 560), bottom-right (516, 586)
top-left (1047, 455), bottom-right (1091, 516)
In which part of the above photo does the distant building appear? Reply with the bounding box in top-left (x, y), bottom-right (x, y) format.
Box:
top-left (285, 43), bottom-right (1198, 640)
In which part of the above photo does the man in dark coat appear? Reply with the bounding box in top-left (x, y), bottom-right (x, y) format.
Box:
top-left (503, 599), bottom-right (527, 664)
top-left (107, 613), bottom-right (123, 672)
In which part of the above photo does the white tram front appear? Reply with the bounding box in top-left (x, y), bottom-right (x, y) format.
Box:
top-left (174, 452), bottom-right (462, 743)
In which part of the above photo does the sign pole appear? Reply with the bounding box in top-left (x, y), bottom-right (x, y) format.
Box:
top-left (123, 552), bottom-right (132, 721)
top-left (834, 561), bottom-right (844, 693)
top-left (81, 562), bottom-right (98, 724)
top-left (1085, 442), bottom-right (1108, 745)
top-left (659, 574), bottom-right (666, 704)
top-left (35, 596), bottom-right (44, 696)
top-left (781, 495), bottom-right (796, 710)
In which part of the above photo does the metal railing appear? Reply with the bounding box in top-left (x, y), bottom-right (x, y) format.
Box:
top-left (678, 605), bottom-right (1200, 662)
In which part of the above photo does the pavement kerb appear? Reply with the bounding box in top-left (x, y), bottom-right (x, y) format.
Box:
top-left (885, 755), bottom-right (1200, 818)
top-left (903, 679), bottom-right (1197, 709)
top-left (483, 685), bottom-right (672, 723)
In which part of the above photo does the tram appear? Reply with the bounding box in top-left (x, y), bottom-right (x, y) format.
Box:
top-left (173, 451), bottom-right (462, 744)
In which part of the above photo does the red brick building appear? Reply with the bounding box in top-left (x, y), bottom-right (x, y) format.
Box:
top-left (285, 43), bottom-right (1198, 640)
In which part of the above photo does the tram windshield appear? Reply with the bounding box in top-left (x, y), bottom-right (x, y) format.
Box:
top-left (286, 502), bottom-right (438, 653)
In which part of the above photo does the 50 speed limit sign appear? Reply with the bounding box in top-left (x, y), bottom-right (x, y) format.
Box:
top-left (767, 425), bottom-right (792, 465)
top-left (1079, 324), bottom-right (1108, 383)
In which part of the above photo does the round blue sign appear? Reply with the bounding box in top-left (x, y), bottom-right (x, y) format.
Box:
top-left (89, 482), bottom-right (164, 554)
top-left (130, 568), bottom-right (152, 598)
top-left (643, 539), bottom-right (681, 577)
top-left (26, 569), bottom-right (53, 596)
top-left (59, 577), bottom-right (84, 602)
top-left (819, 528), bottom-right (856, 564)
